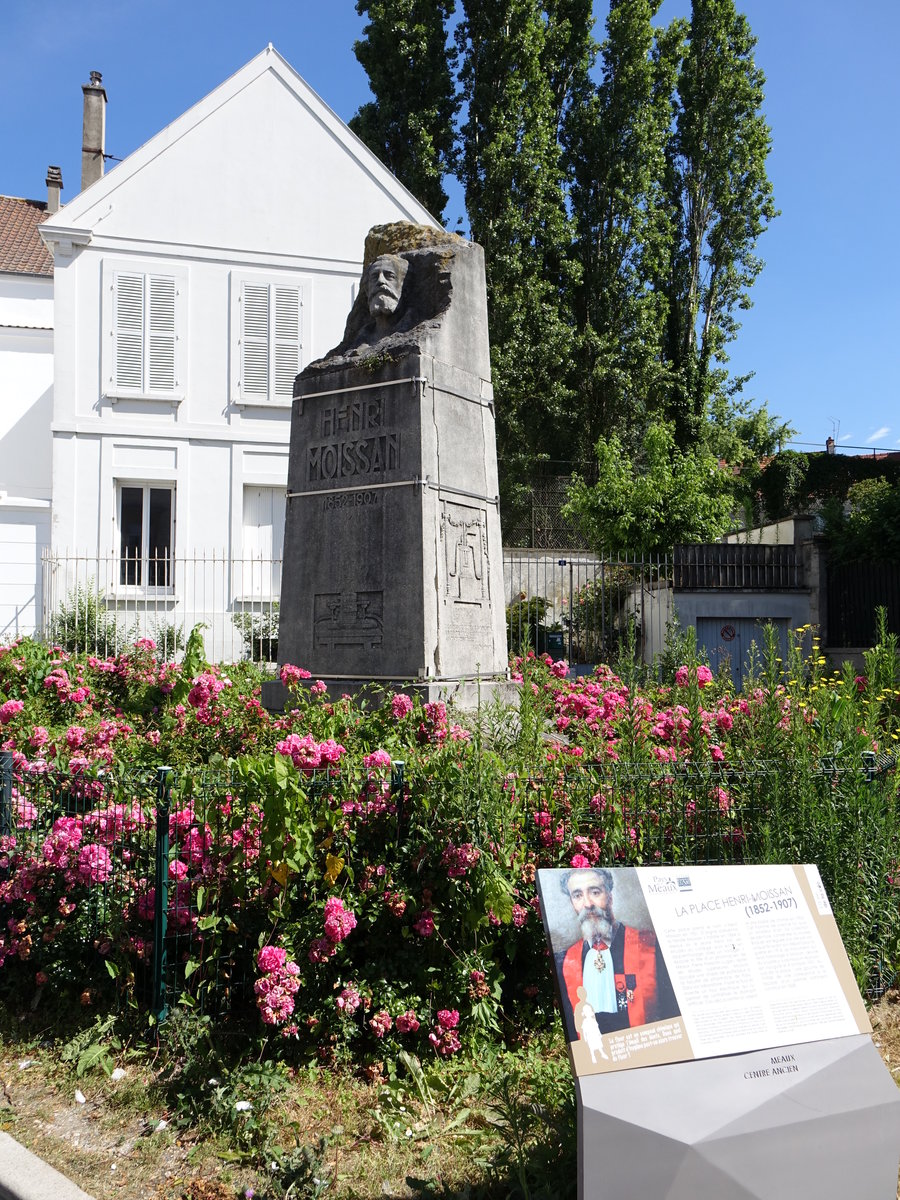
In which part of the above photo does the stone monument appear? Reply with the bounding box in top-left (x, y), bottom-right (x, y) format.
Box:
top-left (268, 222), bottom-right (508, 703)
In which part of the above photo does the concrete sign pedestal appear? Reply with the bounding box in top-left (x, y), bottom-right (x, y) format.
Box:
top-left (578, 1033), bottom-right (900, 1200)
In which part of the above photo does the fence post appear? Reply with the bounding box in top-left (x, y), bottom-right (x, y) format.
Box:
top-left (0, 751), bottom-right (13, 881)
top-left (392, 760), bottom-right (406, 847)
top-left (152, 766), bottom-right (173, 1023)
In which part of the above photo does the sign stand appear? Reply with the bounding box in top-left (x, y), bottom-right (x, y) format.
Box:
top-left (536, 865), bottom-right (900, 1200)
top-left (577, 1034), bottom-right (900, 1200)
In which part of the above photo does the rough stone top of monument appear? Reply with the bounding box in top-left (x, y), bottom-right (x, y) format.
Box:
top-left (299, 222), bottom-right (491, 383)
top-left (363, 221), bottom-right (465, 266)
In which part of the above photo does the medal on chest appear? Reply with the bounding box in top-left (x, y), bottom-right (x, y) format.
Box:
top-left (591, 940), bottom-right (608, 971)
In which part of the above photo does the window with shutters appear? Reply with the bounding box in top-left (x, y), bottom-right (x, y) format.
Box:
top-left (103, 262), bottom-right (186, 401)
top-left (117, 483), bottom-right (174, 589)
top-left (231, 274), bottom-right (304, 405)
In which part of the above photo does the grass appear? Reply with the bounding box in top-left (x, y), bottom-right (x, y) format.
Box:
top-left (4, 998), bottom-right (900, 1199)
top-left (0, 1013), bottom-right (576, 1200)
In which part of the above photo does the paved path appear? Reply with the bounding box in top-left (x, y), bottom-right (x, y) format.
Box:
top-left (0, 1132), bottom-right (95, 1200)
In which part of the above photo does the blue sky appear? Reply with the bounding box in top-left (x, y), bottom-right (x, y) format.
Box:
top-left (3, 0), bottom-right (898, 453)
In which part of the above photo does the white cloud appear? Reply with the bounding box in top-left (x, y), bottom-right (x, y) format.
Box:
top-left (868, 427), bottom-right (890, 443)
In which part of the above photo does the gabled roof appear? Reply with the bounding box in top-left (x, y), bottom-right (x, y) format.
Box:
top-left (42, 45), bottom-right (439, 245)
top-left (0, 196), bottom-right (53, 276)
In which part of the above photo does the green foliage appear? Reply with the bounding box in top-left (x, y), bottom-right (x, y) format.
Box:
top-left (754, 449), bottom-right (810, 522)
top-left (349, 0), bottom-right (458, 218)
top-left (506, 596), bottom-right (551, 654)
top-left (564, 420), bottom-right (734, 553)
top-left (60, 1012), bottom-right (122, 1078)
top-left (233, 604), bottom-right (280, 662)
top-left (824, 477), bottom-right (900, 563)
top-left (456, 0), bottom-right (586, 493)
top-left (46, 583), bottom-right (123, 656)
top-left (347, 0), bottom-right (782, 533)
top-left (563, 568), bottom-right (635, 662)
top-left (483, 1049), bottom-right (575, 1200)
top-left (563, 0), bottom-right (675, 458)
top-left (661, 0), bottom-right (778, 443)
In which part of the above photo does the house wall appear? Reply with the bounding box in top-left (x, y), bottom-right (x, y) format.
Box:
top-left (0, 273), bottom-right (53, 638)
top-left (41, 51), bottom-right (436, 655)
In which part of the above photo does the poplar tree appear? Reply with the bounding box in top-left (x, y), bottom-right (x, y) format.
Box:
top-left (349, 0), bottom-right (458, 218)
top-left (456, 0), bottom-right (591, 490)
top-left (564, 0), bottom-right (681, 457)
top-left (661, 0), bottom-right (778, 446)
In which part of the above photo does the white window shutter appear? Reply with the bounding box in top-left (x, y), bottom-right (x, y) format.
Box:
top-left (241, 284), bottom-right (270, 398)
top-left (114, 273), bottom-right (144, 390)
top-left (147, 275), bottom-right (177, 391)
top-left (273, 286), bottom-right (302, 399)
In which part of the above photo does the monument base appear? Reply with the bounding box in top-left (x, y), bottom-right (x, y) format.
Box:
top-left (261, 675), bottom-right (519, 713)
top-left (578, 1034), bottom-right (900, 1200)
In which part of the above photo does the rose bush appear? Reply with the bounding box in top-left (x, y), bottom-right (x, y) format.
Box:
top-left (0, 621), bottom-right (898, 1064)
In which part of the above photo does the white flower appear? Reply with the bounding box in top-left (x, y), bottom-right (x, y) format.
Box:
top-left (155, 1119), bottom-right (168, 1132)
top-left (74, 1089), bottom-right (86, 1104)
top-left (234, 1100), bottom-right (252, 1112)
top-left (110, 1068), bottom-right (126, 1082)
top-left (207, 1077), bottom-right (221, 1086)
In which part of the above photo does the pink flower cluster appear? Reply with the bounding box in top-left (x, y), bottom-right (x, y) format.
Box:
top-left (0, 699), bottom-right (24, 725)
top-left (323, 896), bottom-right (357, 942)
top-left (429, 1008), bottom-right (461, 1056)
top-left (417, 701), bottom-right (448, 745)
top-left (280, 664), bottom-right (312, 687)
top-left (390, 693), bottom-right (414, 719)
top-left (309, 896), bottom-right (357, 963)
top-left (441, 842), bottom-right (481, 878)
top-left (76, 842), bottom-right (113, 885)
top-left (187, 671), bottom-right (229, 710)
top-left (395, 1009), bottom-right (420, 1033)
top-left (369, 1009), bottom-right (392, 1038)
top-left (254, 944), bottom-right (301, 1026)
top-left (275, 733), bottom-right (347, 772)
top-left (336, 985), bottom-right (362, 1013)
top-left (675, 664), bottom-right (714, 689)
top-left (362, 749), bottom-right (392, 771)
top-left (413, 910), bottom-right (435, 937)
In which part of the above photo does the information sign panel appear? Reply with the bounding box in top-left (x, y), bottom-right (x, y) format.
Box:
top-left (537, 864), bottom-right (869, 1077)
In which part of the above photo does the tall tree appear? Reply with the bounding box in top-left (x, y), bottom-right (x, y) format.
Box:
top-left (350, 0), bottom-right (458, 218)
top-left (456, 0), bottom-right (591, 494)
top-left (563, 0), bottom-right (682, 458)
top-left (661, 0), bottom-right (778, 445)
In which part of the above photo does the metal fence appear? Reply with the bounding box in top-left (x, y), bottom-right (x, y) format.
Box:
top-left (503, 551), bottom-right (674, 667)
top-left (41, 550), bottom-right (282, 664)
top-left (827, 560), bottom-right (900, 647)
top-left (41, 548), bottom-right (677, 670)
top-left (3, 750), bottom-right (896, 1016)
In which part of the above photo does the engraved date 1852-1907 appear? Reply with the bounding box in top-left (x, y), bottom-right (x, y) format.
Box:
top-left (323, 490), bottom-right (380, 512)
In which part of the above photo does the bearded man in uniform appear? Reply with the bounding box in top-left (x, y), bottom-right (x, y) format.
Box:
top-left (557, 867), bottom-right (678, 1044)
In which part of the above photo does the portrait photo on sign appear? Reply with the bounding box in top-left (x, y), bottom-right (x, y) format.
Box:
top-left (537, 867), bottom-right (680, 1055)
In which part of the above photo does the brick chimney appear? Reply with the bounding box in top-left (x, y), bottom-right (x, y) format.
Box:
top-left (81, 70), bottom-right (107, 191)
top-left (45, 165), bottom-right (63, 214)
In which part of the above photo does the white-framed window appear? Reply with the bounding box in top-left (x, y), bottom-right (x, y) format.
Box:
top-left (117, 483), bottom-right (174, 588)
top-left (103, 262), bottom-right (186, 401)
top-left (231, 274), bottom-right (304, 404)
top-left (239, 485), bottom-right (285, 597)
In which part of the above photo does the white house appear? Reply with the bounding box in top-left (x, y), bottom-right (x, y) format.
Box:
top-left (0, 191), bottom-right (55, 640)
top-left (34, 46), bottom-right (437, 658)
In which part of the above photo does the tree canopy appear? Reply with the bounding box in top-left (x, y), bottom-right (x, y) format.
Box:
top-left (349, 0), bottom-right (784, 548)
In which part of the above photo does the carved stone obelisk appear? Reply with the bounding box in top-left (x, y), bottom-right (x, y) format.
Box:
top-left (270, 222), bottom-right (507, 702)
